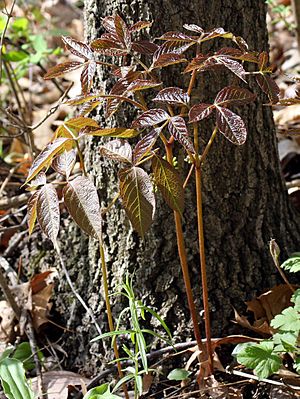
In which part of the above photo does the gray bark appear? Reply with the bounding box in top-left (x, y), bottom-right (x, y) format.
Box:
top-left (15, 0), bottom-right (300, 375)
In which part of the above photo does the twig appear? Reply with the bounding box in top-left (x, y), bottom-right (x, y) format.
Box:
top-left (25, 313), bottom-right (45, 399)
top-left (54, 244), bottom-right (104, 337)
top-left (0, 0), bottom-right (16, 84)
top-left (0, 267), bottom-right (21, 319)
top-left (183, 164), bottom-right (194, 190)
top-left (29, 83), bottom-right (74, 131)
top-left (0, 163), bottom-right (23, 197)
top-left (0, 256), bottom-right (18, 285)
top-left (4, 230), bottom-right (27, 257)
top-left (0, 192), bottom-right (30, 210)
top-left (228, 369), bottom-right (300, 391)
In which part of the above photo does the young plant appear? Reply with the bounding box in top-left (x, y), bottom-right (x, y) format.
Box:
top-left (91, 275), bottom-right (173, 398)
top-left (0, 343), bottom-right (39, 399)
top-left (26, 13), bottom-right (280, 386)
top-left (234, 250), bottom-right (300, 379)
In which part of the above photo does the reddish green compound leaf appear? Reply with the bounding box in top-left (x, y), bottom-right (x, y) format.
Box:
top-left (168, 116), bottom-right (195, 153)
top-left (62, 36), bottom-right (93, 59)
top-left (105, 71), bottom-right (141, 117)
top-left (153, 87), bottom-right (189, 106)
top-left (132, 109), bottom-right (169, 128)
top-left (132, 128), bottom-right (161, 164)
top-left (37, 184), bottom-right (60, 244)
top-left (114, 14), bottom-right (131, 49)
top-left (189, 103), bottom-right (214, 123)
top-left (82, 126), bottom-right (139, 138)
top-left (27, 191), bottom-right (39, 235)
top-left (158, 31), bottom-right (195, 42)
top-left (184, 53), bottom-right (210, 73)
top-left (214, 86), bottom-right (256, 107)
top-left (26, 138), bottom-right (71, 184)
top-left (183, 24), bottom-right (204, 33)
top-left (64, 116), bottom-right (99, 130)
top-left (90, 38), bottom-right (128, 56)
top-left (64, 93), bottom-right (101, 106)
top-left (256, 74), bottom-right (279, 104)
top-left (54, 117), bottom-right (99, 139)
top-left (44, 61), bottom-right (82, 79)
top-left (216, 47), bottom-right (258, 63)
top-left (258, 51), bottom-right (269, 71)
top-left (216, 56), bottom-right (246, 82)
top-left (131, 40), bottom-right (158, 55)
top-left (102, 16), bottom-right (116, 34)
top-left (152, 154), bottom-right (184, 214)
top-left (186, 55), bottom-right (246, 81)
top-left (216, 107), bottom-right (247, 145)
top-left (52, 149), bottom-right (76, 180)
top-left (126, 79), bottom-right (162, 92)
top-left (152, 53), bottom-right (187, 69)
top-left (202, 27), bottom-right (233, 42)
top-left (129, 21), bottom-right (152, 33)
top-left (119, 167), bottom-right (155, 238)
top-left (78, 99), bottom-right (102, 117)
top-left (63, 176), bottom-right (102, 240)
top-left (99, 139), bottom-right (132, 164)
top-left (153, 41), bottom-right (192, 59)
top-left (80, 61), bottom-right (97, 94)
top-left (28, 171), bottom-right (47, 190)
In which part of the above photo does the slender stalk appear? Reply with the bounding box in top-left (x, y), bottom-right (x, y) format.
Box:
top-left (75, 141), bottom-right (87, 176)
top-left (165, 143), bottom-right (205, 354)
top-left (0, 0), bottom-right (16, 84)
top-left (183, 164), bottom-right (194, 190)
top-left (99, 244), bottom-right (129, 399)
top-left (200, 126), bottom-right (218, 165)
top-left (195, 165), bottom-right (213, 373)
top-left (55, 243), bottom-right (103, 336)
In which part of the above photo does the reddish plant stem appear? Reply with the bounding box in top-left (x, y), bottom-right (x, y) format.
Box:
top-left (195, 165), bottom-right (213, 373)
top-left (165, 142), bottom-right (205, 353)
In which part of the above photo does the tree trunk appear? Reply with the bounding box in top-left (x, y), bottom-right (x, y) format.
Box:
top-left (15, 0), bottom-right (300, 375)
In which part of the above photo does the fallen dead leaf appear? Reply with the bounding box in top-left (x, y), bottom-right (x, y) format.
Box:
top-left (32, 284), bottom-right (53, 330)
top-left (246, 284), bottom-right (295, 323)
top-left (234, 284), bottom-right (296, 336)
top-left (0, 301), bottom-right (15, 342)
top-left (31, 370), bottom-right (90, 399)
top-left (142, 372), bottom-right (153, 395)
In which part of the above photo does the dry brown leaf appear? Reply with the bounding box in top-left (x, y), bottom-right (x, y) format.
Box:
top-left (31, 370), bottom-right (90, 399)
top-left (233, 307), bottom-right (271, 335)
top-left (0, 301), bottom-right (15, 342)
top-left (30, 270), bottom-right (56, 294)
top-left (142, 373), bottom-right (153, 395)
top-left (246, 284), bottom-right (295, 323)
top-left (234, 284), bottom-right (296, 336)
top-left (32, 284), bottom-right (53, 330)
